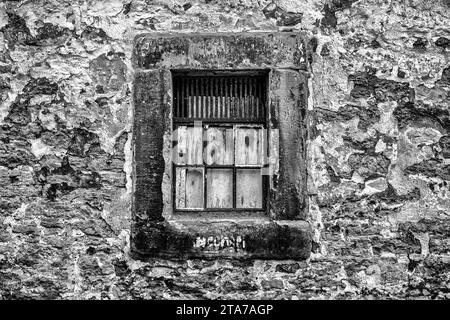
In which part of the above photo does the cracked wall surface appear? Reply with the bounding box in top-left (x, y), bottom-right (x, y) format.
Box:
top-left (0, 0), bottom-right (449, 299)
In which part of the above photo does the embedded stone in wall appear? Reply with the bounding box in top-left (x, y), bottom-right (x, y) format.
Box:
top-left (89, 53), bottom-right (127, 92)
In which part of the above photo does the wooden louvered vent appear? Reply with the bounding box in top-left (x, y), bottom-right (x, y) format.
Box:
top-left (172, 70), bottom-right (267, 122)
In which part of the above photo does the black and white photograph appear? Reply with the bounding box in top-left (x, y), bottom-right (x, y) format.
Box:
top-left (0, 0), bottom-right (449, 312)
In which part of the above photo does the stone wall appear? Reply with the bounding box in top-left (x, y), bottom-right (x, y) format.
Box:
top-left (0, 0), bottom-right (449, 299)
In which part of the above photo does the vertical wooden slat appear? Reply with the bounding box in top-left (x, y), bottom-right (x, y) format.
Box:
top-left (205, 77), bottom-right (209, 119)
top-left (235, 77), bottom-right (239, 118)
top-left (209, 77), bottom-right (212, 118)
top-left (241, 77), bottom-right (245, 118)
top-left (255, 77), bottom-right (259, 119)
top-left (254, 77), bottom-right (258, 119)
top-left (223, 78), bottom-right (227, 118)
top-left (248, 77), bottom-right (252, 118)
top-left (178, 77), bottom-right (182, 118)
top-left (202, 77), bottom-right (206, 118)
top-left (218, 78), bottom-right (222, 118)
top-left (222, 78), bottom-right (226, 118)
top-left (219, 78), bottom-right (223, 118)
top-left (253, 77), bottom-right (257, 119)
top-left (260, 76), bottom-right (265, 119)
top-left (187, 78), bottom-right (191, 118)
top-left (212, 77), bottom-right (215, 118)
top-left (211, 77), bottom-right (214, 118)
top-left (176, 168), bottom-right (204, 209)
top-left (189, 78), bottom-right (192, 118)
top-left (237, 77), bottom-right (241, 118)
top-left (172, 77), bottom-right (176, 117)
top-left (214, 77), bottom-right (219, 118)
top-left (201, 77), bottom-right (205, 118)
top-left (192, 78), bottom-right (196, 118)
top-left (227, 77), bottom-right (231, 118)
top-left (181, 77), bottom-right (185, 117)
top-left (242, 77), bottom-right (246, 118)
top-left (236, 169), bottom-right (262, 208)
top-left (210, 77), bottom-right (213, 118)
top-left (173, 77), bottom-right (176, 117)
top-left (230, 78), bottom-right (236, 118)
top-left (250, 77), bottom-right (255, 119)
top-left (228, 77), bottom-right (232, 118)
top-left (261, 77), bottom-right (267, 118)
top-left (203, 77), bottom-right (206, 118)
top-left (205, 77), bottom-right (208, 118)
top-left (253, 77), bottom-right (259, 118)
top-left (190, 77), bottom-right (194, 118)
top-left (194, 78), bottom-right (198, 118)
top-left (206, 168), bottom-right (233, 208)
top-left (243, 77), bottom-right (246, 118)
top-left (205, 78), bottom-right (208, 118)
top-left (190, 78), bottom-right (194, 118)
top-left (175, 126), bottom-right (187, 165)
top-left (186, 126), bottom-right (203, 165)
top-left (204, 127), bottom-right (234, 165)
top-left (233, 77), bottom-right (238, 118)
top-left (216, 77), bottom-right (220, 118)
top-left (224, 77), bottom-right (229, 118)
top-left (225, 77), bottom-right (229, 118)
top-left (248, 77), bottom-right (251, 119)
top-left (226, 127), bottom-right (234, 165)
top-left (235, 127), bottom-right (262, 166)
top-left (173, 77), bottom-right (177, 117)
top-left (185, 168), bottom-right (204, 208)
top-left (246, 77), bottom-right (250, 119)
top-left (175, 167), bottom-right (186, 209)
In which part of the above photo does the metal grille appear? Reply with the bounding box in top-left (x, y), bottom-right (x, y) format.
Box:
top-left (172, 71), bottom-right (267, 122)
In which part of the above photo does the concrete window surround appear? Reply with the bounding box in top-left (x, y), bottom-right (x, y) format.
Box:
top-left (131, 32), bottom-right (312, 260)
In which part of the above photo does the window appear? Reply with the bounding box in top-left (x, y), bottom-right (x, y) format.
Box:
top-left (172, 70), bottom-right (268, 213)
top-left (132, 33), bottom-right (311, 260)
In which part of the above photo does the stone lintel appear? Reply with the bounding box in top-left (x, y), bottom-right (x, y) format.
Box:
top-left (133, 32), bottom-right (308, 70)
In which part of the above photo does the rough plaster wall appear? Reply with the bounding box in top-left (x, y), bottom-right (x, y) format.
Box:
top-left (0, 0), bottom-right (449, 299)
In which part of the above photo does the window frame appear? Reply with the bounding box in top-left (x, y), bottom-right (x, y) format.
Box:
top-left (131, 32), bottom-right (312, 260)
top-left (171, 69), bottom-right (271, 215)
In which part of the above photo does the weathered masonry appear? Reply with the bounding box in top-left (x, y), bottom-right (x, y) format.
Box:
top-left (132, 33), bottom-right (311, 259)
top-left (1, 0), bottom-right (449, 300)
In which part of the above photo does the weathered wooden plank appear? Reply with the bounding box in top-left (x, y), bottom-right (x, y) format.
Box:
top-left (206, 169), bottom-right (233, 208)
top-left (208, 78), bottom-right (212, 118)
top-left (174, 126), bottom-right (186, 165)
top-left (175, 167), bottom-right (186, 209)
top-left (185, 168), bottom-right (204, 209)
top-left (204, 126), bottom-right (234, 165)
top-left (236, 169), bottom-right (263, 208)
top-left (195, 77), bottom-right (199, 118)
top-left (190, 78), bottom-right (195, 117)
top-left (175, 167), bottom-right (204, 209)
top-left (226, 78), bottom-right (230, 118)
top-left (235, 126), bottom-right (263, 166)
top-left (174, 126), bottom-right (203, 165)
